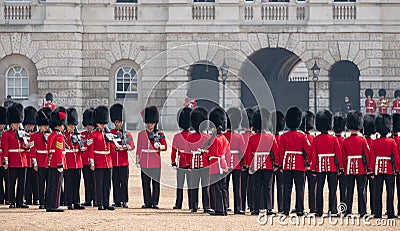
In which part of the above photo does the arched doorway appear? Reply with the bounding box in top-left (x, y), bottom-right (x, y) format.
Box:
top-left (329, 60), bottom-right (360, 114)
top-left (187, 60), bottom-right (220, 111)
top-left (240, 48), bottom-right (309, 112)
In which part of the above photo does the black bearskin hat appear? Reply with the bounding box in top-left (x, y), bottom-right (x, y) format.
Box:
top-left (272, 110), bottom-right (285, 133)
top-left (365, 89), bottom-right (373, 98)
top-left (395, 90), bottom-right (400, 98)
top-left (190, 106), bottom-right (208, 133)
top-left (7, 103), bottom-right (23, 124)
top-left (346, 111), bottom-right (363, 131)
top-left (252, 108), bottom-right (270, 132)
top-left (378, 89), bottom-right (386, 97)
top-left (93, 105), bottom-right (109, 124)
top-left (393, 113), bottom-right (400, 133)
top-left (178, 107), bottom-right (191, 130)
top-left (226, 107), bottom-right (242, 130)
top-left (82, 108), bottom-right (95, 127)
top-left (300, 111), bottom-right (315, 132)
top-left (285, 107), bottom-right (302, 130)
top-left (36, 107), bottom-right (52, 126)
top-left (23, 106), bottom-right (37, 125)
top-left (0, 106), bottom-right (6, 124)
top-left (333, 115), bottom-right (346, 133)
top-left (316, 110), bottom-right (332, 132)
top-left (67, 108), bottom-right (79, 125)
top-left (241, 107), bottom-right (254, 129)
top-left (209, 107), bottom-right (226, 132)
top-left (363, 114), bottom-right (376, 136)
top-left (49, 107), bottom-right (67, 129)
top-left (143, 106), bottom-right (159, 123)
top-left (375, 114), bottom-right (391, 137)
top-left (110, 103), bottom-right (123, 123)
top-left (45, 92), bottom-right (53, 102)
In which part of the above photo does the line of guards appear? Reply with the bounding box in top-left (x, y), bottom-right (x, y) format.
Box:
top-left (1, 102), bottom-right (400, 218)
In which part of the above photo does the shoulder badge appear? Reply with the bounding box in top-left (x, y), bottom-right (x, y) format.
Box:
top-left (56, 141), bottom-right (64, 150)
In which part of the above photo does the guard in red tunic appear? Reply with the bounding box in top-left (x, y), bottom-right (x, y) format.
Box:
top-left (343, 111), bottom-right (372, 216)
top-left (63, 108), bottom-right (85, 210)
top-left (246, 108), bottom-right (278, 215)
top-left (30, 107), bottom-right (52, 209)
top-left (0, 106), bottom-right (8, 204)
top-left (240, 107), bottom-right (254, 212)
top-left (300, 111), bottom-right (316, 214)
top-left (334, 115), bottom-right (347, 205)
top-left (23, 106), bottom-right (38, 205)
top-left (110, 103), bottom-right (135, 208)
top-left (223, 107), bottom-right (246, 215)
top-left (136, 106), bottom-right (167, 209)
top-left (2, 103), bottom-right (29, 208)
top-left (365, 89), bottom-right (376, 114)
top-left (271, 110), bottom-right (285, 213)
top-left (392, 113), bottom-right (400, 216)
top-left (311, 110), bottom-right (343, 217)
top-left (278, 107), bottom-right (311, 216)
top-left (392, 90), bottom-right (400, 114)
top-left (363, 114), bottom-right (376, 215)
top-left (43, 93), bottom-right (56, 111)
top-left (46, 107), bottom-right (67, 212)
top-left (171, 107), bottom-right (192, 210)
top-left (377, 89), bottom-right (389, 114)
top-left (87, 106), bottom-right (115, 210)
top-left (185, 107), bottom-right (212, 213)
top-left (371, 114), bottom-right (400, 219)
top-left (80, 108), bottom-right (96, 207)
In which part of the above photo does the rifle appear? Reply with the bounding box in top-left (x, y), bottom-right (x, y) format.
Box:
top-left (104, 125), bottom-right (121, 149)
top-left (17, 124), bottom-right (29, 149)
top-left (391, 153), bottom-right (397, 175)
top-left (302, 149), bottom-right (310, 168)
top-left (361, 151), bottom-right (371, 173)
top-left (71, 127), bottom-right (87, 151)
top-left (333, 155), bottom-right (341, 175)
top-left (43, 128), bottom-right (52, 143)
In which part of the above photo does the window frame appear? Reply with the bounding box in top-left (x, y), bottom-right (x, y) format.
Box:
top-left (114, 65), bottom-right (138, 100)
top-left (5, 65), bottom-right (30, 100)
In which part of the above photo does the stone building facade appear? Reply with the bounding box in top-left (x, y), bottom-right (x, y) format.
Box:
top-left (0, 0), bottom-right (400, 129)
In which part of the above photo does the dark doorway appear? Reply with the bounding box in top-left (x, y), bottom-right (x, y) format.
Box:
top-left (329, 60), bottom-right (360, 114)
top-left (187, 60), bottom-right (220, 111)
top-left (240, 48), bottom-right (309, 113)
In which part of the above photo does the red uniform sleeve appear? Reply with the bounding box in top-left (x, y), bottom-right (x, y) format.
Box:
top-left (171, 135), bottom-right (178, 165)
top-left (136, 131), bottom-right (143, 163)
top-left (271, 137), bottom-right (278, 166)
top-left (369, 142), bottom-right (376, 173)
top-left (392, 140), bottom-right (400, 173)
top-left (1, 132), bottom-right (9, 163)
top-left (303, 134), bottom-right (312, 164)
top-left (244, 137), bottom-right (253, 167)
top-left (363, 139), bottom-right (372, 173)
top-left (30, 135), bottom-right (37, 160)
top-left (159, 132), bottom-right (167, 151)
top-left (277, 136), bottom-right (284, 167)
top-left (342, 139), bottom-right (348, 170)
top-left (87, 132), bottom-right (94, 161)
top-left (54, 135), bottom-right (65, 166)
top-left (334, 138), bottom-right (343, 169)
top-left (239, 135), bottom-right (246, 166)
top-left (310, 141), bottom-right (317, 172)
top-left (125, 131), bottom-right (135, 151)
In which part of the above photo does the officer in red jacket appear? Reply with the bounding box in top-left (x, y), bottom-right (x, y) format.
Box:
top-left (371, 114), bottom-right (400, 219)
top-left (365, 89), bottom-right (376, 114)
top-left (2, 103), bottom-right (29, 208)
top-left (377, 89), bottom-right (389, 114)
top-left (240, 107), bottom-right (254, 212)
top-left (343, 111), bottom-right (372, 217)
top-left (185, 107), bottom-right (212, 213)
top-left (43, 93), bottom-right (56, 111)
top-left (334, 115), bottom-right (346, 205)
top-left (223, 107), bottom-right (246, 214)
top-left (23, 106), bottom-right (38, 205)
top-left (363, 114), bottom-right (376, 215)
top-left (80, 108), bottom-right (96, 207)
top-left (246, 108), bottom-right (278, 215)
top-left (311, 110), bottom-right (343, 217)
top-left (278, 107), bottom-right (311, 216)
top-left (171, 107), bottom-right (192, 210)
top-left (63, 108), bottom-right (85, 210)
top-left (392, 113), bottom-right (400, 216)
top-left (0, 106), bottom-right (8, 204)
top-left (46, 107), bottom-right (67, 212)
top-left (271, 110), bottom-right (285, 213)
top-left (30, 107), bottom-right (52, 209)
top-left (110, 103), bottom-right (135, 209)
top-left (392, 90), bottom-right (400, 114)
top-left (87, 106), bottom-right (115, 210)
top-left (136, 106), bottom-right (167, 209)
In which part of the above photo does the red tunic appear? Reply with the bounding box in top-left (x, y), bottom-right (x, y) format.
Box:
top-left (392, 99), bottom-right (400, 114)
top-left (24, 131), bottom-right (33, 167)
top-left (245, 132), bottom-right (278, 171)
top-left (342, 134), bottom-right (371, 175)
top-left (44, 103), bottom-right (56, 111)
top-left (64, 132), bottom-right (83, 169)
top-left (310, 133), bottom-right (343, 173)
top-left (47, 130), bottom-right (65, 168)
top-left (277, 130), bottom-right (311, 171)
top-left (204, 134), bottom-right (230, 175)
top-left (171, 131), bottom-right (191, 168)
top-left (80, 130), bottom-right (93, 165)
top-left (30, 132), bottom-right (49, 168)
top-left (377, 99), bottom-right (389, 114)
top-left (370, 137), bottom-right (400, 175)
top-left (365, 98), bottom-right (377, 114)
top-left (136, 130), bottom-right (167, 169)
top-left (241, 130), bottom-right (253, 167)
top-left (223, 131), bottom-right (246, 170)
top-left (1, 129), bottom-right (28, 168)
top-left (87, 129), bottom-right (112, 169)
top-left (185, 132), bottom-right (210, 169)
top-left (110, 129), bottom-right (135, 167)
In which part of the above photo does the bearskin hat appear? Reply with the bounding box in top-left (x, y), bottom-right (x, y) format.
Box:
top-left (190, 106), bottom-right (208, 133)
top-left (7, 103), bottom-right (23, 124)
top-left (252, 108), bottom-right (270, 132)
top-left (378, 89), bottom-right (386, 97)
top-left (0, 106), bottom-right (6, 124)
top-left (346, 111), bottom-right (363, 131)
top-left (110, 103), bottom-right (124, 123)
top-left (82, 108), bottom-right (95, 127)
top-left (300, 111), bottom-right (315, 132)
top-left (272, 110), bottom-right (285, 133)
top-left (209, 107), bottom-right (226, 131)
top-left (177, 107), bottom-right (191, 130)
top-left (226, 107), bottom-right (242, 130)
top-left (333, 115), bottom-right (346, 133)
top-left (36, 107), bottom-right (52, 126)
top-left (365, 89), bottom-right (373, 98)
top-left (363, 114), bottom-right (376, 136)
top-left (285, 107), bottom-right (302, 130)
top-left (45, 92), bottom-right (53, 102)
top-left (143, 106), bottom-right (159, 123)
top-left (393, 113), bottom-right (400, 133)
top-left (316, 110), bottom-right (332, 132)
top-left (23, 106), bottom-right (37, 125)
top-left (395, 90), bottom-right (400, 98)
top-left (241, 107), bottom-right (254, 129)
top-left (93, 105), bottom-right (109, 124)
top-left (49, 107), bottom-right (67, 129)
top-left (375, 114), bottom-right (391, 137)
top-left (67, 108), bottom-right (79, 125)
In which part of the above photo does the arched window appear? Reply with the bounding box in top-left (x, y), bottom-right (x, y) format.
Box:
top-left (6, 66), bottom-right (29, 99)
top-left (115, 66), bottom-right (138, 99)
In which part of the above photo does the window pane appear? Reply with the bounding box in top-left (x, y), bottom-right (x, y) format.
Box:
top-left (117, 83), bottom-right (123, 91)
top-left (22, 89), bottom-right (29, 97)
top-left (131, 83), bottom-right (137, 92)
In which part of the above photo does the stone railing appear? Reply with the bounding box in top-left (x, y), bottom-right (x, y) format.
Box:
top-left (240, 3), bottom-right (308, 23)
top-left (296, 6), bottom-right (306, 20)
top-left (288, 76), bottom-right (309, 82)
top-left (244, 6), bottom-right (253, 20)
top-left (114, 5), bottom-right (138, 20)
top-left (261, 5), bottom-right (288, 20)
top-left (4, 4), bottom-right (31, 20)
top-left (332, 4), bottom-right (356, 20)
top-left (192, 4), bottom-right (215, 20)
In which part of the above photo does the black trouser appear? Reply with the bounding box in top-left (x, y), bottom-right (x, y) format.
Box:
top-left (24, 167), bottom-right (39, 204)
top-left (46, 168), bottom-right (63, 209)
top-left (274, 170), bottom-right (284, 212)
top-left (190, 168), bottom-right (210, 210)
top-left (94, 168), bottom-right (112, 207)
top-left (82, 165), bottom-right (96, 204)
top-left (397, 175), bottom-right (400, 215)
top-left (374, 174), bottom-right (395, 217)
top-left (222, 173), bottom-right (228, 211)
top-left (366, 175), bottom-right (376, 214)
top-left (174, 168), bottom-right (191, 209)
top-left (37, 167), bottom-right (48, 206)
top-left (283, 170), bottom-right (305, 214)
top-left (0, 166), bottom-right (9, 203)
top-left (316, 172), bottom-right (338, 214)
top-left (337, 174), bottom-right (347, 204)
top-left (141, 168), bottom-right (160, 207)
top-left (345, 174), bottom-right (367, 215)
top-left (306, 170), bottom-right (317, 212)
top-left (241, 169), bottom-right (249, 211)
top-left (8, 167), bottom-right (26, 205)
top-left (64, 169), bottom-right (82, 206)
top-left (209, 174), bottom-right (226, 214)
top-left (254, 170), bottom-right (274, 211)
top-left (112, 166), bottom-right (129, 204)
top-left (226, 170), bottom-right (242, 212)
top-left (247, 172), bottom-right (255, 210)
